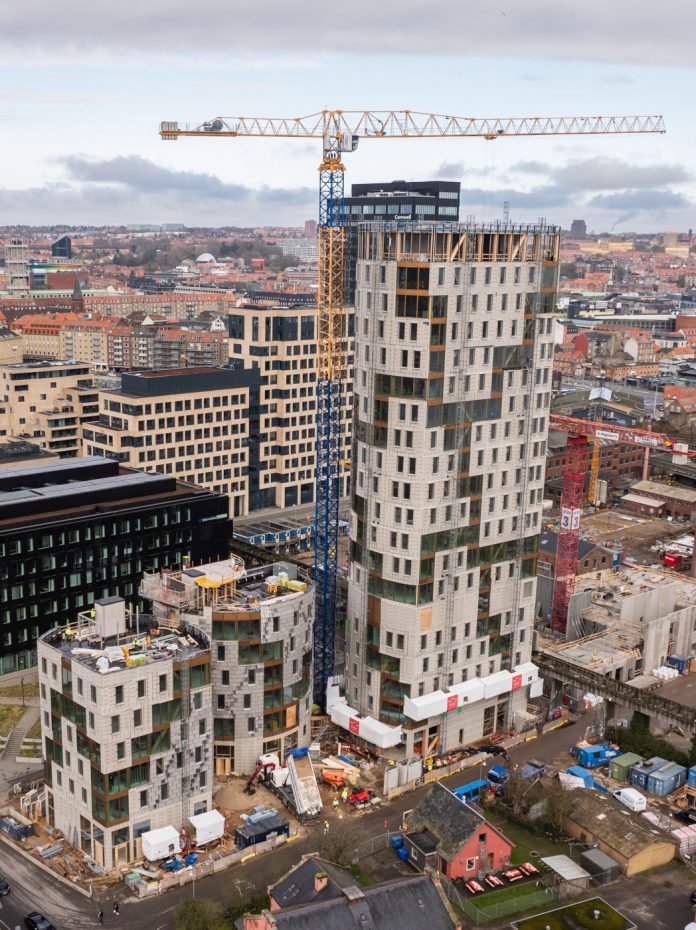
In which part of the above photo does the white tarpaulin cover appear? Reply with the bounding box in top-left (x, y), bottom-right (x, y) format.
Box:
top-left (189, 810), bottom-right (225, 844)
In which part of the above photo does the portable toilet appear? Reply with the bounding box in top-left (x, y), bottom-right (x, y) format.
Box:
top-left (609, 752), bottom-right (644, 783)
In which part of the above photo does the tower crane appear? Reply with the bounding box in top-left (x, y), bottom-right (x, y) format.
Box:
top-left (160, 110), bottom-right (665, 705)
top-left (548, 414), bottom-right (693, 634)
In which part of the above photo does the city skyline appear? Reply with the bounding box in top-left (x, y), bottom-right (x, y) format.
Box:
top-left (0, 0), bottom-right (694, 230)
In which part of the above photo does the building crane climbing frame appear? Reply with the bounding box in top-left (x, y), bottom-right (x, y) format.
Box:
top-left (160, 110), bottom-right (665, 707)
top-left (548, 413), bottom-right (694, 634)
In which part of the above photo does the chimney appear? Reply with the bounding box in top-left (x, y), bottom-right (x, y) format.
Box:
top-left (314, 871), bottom-right (328, 894)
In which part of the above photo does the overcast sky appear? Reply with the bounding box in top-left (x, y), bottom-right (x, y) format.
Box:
top-left (1, 0), bottom-right (695, 231)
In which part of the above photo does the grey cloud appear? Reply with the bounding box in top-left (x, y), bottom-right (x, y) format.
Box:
top-left (433, 161), bottom-right (467, 179)
top-left (551, 158), bottom-right (691, 191)
top-left (0, 156), bottom-right (315, 225)
top-left (509, 157), bottom-right (691, 192)
top-left (1, 0), bottom-right (695, 67)
top-left (60, 155), bottom-right (249, 199)
top-left (587, 189), bottom-right (692, 210)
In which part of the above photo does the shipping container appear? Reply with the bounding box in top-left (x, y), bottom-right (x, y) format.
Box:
top-left (646, 762), bottom-right (687, 797)
top-left (666, 654), bottom-right (688, 675)
top-left (688, 765), bottom-right (696, 789)
top-left (629, 757), bottom-right (668, 790)
top-left (609, 752), bottom-right (644, 783)
top-left (234, 812), bottom-right (289, 850)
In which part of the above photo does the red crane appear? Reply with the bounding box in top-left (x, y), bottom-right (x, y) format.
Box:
top-left (548, 414), bottom-right (690, 634)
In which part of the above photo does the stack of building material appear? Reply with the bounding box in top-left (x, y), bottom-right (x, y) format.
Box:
top-left (671, 824), bottom-right (696, 856)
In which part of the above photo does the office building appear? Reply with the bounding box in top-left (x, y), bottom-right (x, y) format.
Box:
top-left (83, 367), bottom-right (259, 518)
top-left (343, 181), bottom-right (461, 302)
top-left (0, 456), bottom-right (230, 673)
top-left (141, 557), bottom-right (314, 774)
top-left (569, 220), bottom-right (587, 240)
top-left (341, 221), bottom-right (559, 757)
top-left (304, 219), bottom-right (318, 239)
top-left (51, 235), bottom-right (73, 259)
top-left (4, 237), bottom-right (30, 296)
top-left (38, 597), bottom-right (213, 869)
top-left (227, 305), bottom-right (354, 511)
top-left (277, 239), bottom-right (318, 263)
top-left (0, 360), bottom-right (99, 457)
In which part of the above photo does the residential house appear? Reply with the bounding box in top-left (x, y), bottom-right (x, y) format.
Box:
top-left (243, 855), bottom-right (460, 930)
top-left (403, 783), bottom-right (513, 880)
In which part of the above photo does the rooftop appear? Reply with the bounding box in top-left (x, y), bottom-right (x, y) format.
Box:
top-left (0, 456), bottom-right (224, 529)
top-left (405, 782), bottom-right (508, 862)
top-left (39, 599), bottom-right (210, 675)
top-left (114, 366), bottom-right (259, 398)
top-left (266, 873), bottom-right (457, 930)
top-left (566, 791), bottom-right (672, 858)
top-left (141, 559), bottom-right (312, 614)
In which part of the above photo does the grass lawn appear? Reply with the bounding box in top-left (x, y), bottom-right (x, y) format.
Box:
top-left (486, 815), bottom-right (561, 864)
top-left (23, 719), bottom-right (41, 741)
top-left (0, 682), bottom-right (39, 700)
top-left (0, 704), bottom-right (27, 736)
top-left (515, 898), bottom-right (632, 930)
top-left (349, 863), bottom-right (375, 886)
top-left (473, 881), bottom-right (547, 908)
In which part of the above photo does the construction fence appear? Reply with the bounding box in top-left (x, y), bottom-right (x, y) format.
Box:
top-left (440, 872), bottom-right (559, 927)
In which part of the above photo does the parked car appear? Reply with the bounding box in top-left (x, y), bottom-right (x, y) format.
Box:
top-left (25, 915), bottom-right (56, 930)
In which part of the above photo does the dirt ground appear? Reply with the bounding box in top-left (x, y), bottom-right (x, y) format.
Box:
top-left (578, 512), bottom-right (681, 563)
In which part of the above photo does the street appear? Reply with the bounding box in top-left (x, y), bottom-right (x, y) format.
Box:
top-left (0, 716), bottom-right (682, 930)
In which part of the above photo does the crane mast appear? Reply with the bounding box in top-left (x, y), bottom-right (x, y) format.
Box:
top-left (160, 109), bottom-right (665, 706)
top-left (549, 414), bottom-right (691, 634)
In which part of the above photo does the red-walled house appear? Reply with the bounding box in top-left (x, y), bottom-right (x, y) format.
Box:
top-left (404, 782), bottom-right (513, 879)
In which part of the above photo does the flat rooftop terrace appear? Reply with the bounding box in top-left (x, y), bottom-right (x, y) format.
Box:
top-left (40, 614), bottom-right (209, 675)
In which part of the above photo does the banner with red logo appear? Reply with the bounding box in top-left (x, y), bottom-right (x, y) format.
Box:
top-left (511, 674), bottom-right (523, 690)
top-left (349, 717), bottom-right (360, 735)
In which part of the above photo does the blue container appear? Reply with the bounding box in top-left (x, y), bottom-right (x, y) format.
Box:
top-left (630, 757), bottom-right (668, 789)
top-left (667, 655), bottom-right (688, 674)
top-left (398, 847), bottom-right (409, 862)
top-left (567, 765), bottom-right (594, 787)
top-left (391, 836), bottom-right (404, 850)
top-left (646, 762), bottom-right (687, 797)
top-left (576, 743), bottom-right (619, 769)
top-left (688, 766), bottom-right (696, 788)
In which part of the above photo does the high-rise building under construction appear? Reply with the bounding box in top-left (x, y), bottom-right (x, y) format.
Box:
top-left (342, 221), bottom-right (559, 758)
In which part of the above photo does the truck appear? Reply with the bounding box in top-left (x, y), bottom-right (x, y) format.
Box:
top-left (487, 764), bottom-right (509, 795)
top-left (245, 749), bottom-right (323, 823)
top-left (613, 787), bottom-right (647, 812)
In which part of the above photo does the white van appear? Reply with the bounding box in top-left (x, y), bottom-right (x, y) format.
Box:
top-left (613, 787), bottom-right (647, 812)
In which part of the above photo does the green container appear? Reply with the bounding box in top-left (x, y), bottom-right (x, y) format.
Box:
top-left (609, 751), bottom-right (644, 782)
